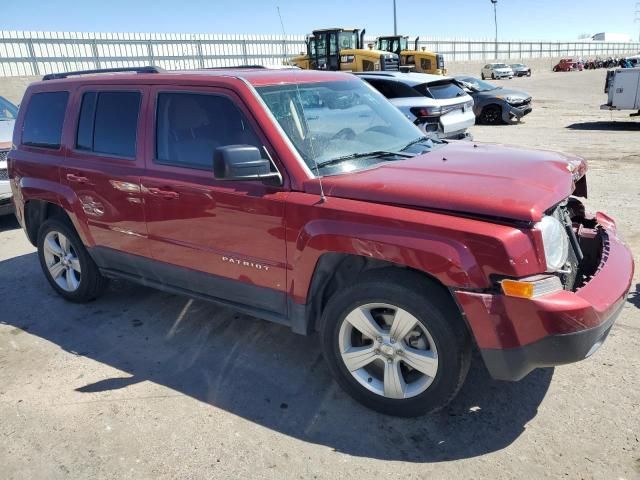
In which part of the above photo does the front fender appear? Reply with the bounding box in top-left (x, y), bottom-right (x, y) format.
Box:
top-left (288, 218), bottom-right (484, 304)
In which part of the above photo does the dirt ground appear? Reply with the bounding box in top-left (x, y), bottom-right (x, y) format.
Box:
top-left (0, 69), bottom-right (639, 480)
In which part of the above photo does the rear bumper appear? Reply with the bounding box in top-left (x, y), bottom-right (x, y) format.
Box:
top-left (455, 216), bottom-right (634, 381)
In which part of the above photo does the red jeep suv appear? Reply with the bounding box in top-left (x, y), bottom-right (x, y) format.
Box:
top-left (8, 66), bottom-right (633, 416)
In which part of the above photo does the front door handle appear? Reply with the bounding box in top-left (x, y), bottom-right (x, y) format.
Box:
top-left (67, 173), bottom-right (90, 184)
top-left (147, 187), bottom-right (179, 200)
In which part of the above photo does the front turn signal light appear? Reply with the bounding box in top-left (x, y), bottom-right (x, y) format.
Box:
top-left (501, 275), bottom-right (563, 299)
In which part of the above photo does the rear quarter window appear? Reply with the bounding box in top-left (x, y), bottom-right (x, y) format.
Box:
top-left (22, 91), bottom-right (69, 149)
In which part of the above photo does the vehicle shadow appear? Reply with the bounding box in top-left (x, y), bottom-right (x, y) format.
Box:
top-left (0, 213), bottom-right (19, 232)
top-left (627, 283), bottom-right (640, 310)
top-left (566, 121), bottom-right (640, 131)
top-left (1, 252), bottom-right (554, 462)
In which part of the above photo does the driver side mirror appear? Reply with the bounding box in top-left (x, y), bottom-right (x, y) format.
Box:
top-left (213, 145), bottom-right (282, 185)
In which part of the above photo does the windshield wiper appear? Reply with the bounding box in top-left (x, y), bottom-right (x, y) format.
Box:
top-left (400, 136), bottom-right (438, 151)
top-left (315, 150), bottom-right (413, 169)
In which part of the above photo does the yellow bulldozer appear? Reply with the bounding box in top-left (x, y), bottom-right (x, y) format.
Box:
top-left (289, 28), bottom-right (400, 72)
top-left (375, 35), bottom-right (446, 75)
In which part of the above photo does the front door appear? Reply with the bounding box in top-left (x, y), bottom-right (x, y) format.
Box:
top-left (64, 86), bottom-right (149, 261)
top-left (314, 32), bottom-right (340, 71)
top-left (141, 86), bottom-right (289, 317)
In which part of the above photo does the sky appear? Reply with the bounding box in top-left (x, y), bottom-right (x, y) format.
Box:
top-left (2, 0), bottom-right (639, 41)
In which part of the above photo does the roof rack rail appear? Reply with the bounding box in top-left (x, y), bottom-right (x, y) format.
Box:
top-left (42, 66), bottom-right (164, 81)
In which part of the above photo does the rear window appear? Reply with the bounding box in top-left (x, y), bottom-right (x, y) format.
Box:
top-left (76, 91), bottom-right (141, 158)
top-left (362, 78), bottom-right (421, 99)
top-left (413, 81), bottom-right (467, 100)
top-left (22, 91), bottom-right (69, 149)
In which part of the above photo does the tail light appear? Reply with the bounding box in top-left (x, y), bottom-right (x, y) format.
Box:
top-left (410, 106), bottom-right (442, 118)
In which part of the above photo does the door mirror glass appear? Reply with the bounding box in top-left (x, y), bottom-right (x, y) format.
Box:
top-left (213, 145), bottom-right (281, 184)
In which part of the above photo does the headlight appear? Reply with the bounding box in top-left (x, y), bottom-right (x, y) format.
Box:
top-left (536, 216), bottom-right (569, 272)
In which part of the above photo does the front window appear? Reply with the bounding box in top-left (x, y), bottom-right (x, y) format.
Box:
top-left (0, 96), bottom-right (18, 121)
top-left (257, 80), bottom-right (442, 176)
top-left (338, 31), bottom-right (358, 50)
top-left (456, 76), bottom-right (498, 92)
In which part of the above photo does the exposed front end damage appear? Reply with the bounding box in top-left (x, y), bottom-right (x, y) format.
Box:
top-left (455, 196), bottom-right (634, 381)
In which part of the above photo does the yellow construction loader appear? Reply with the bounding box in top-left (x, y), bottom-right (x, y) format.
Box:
top-left (290, 28), bottom-right (400, 72)
top-left (375, 36), bottom-right (446, 75)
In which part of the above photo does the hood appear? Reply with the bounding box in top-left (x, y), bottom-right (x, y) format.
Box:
top-left (0, 120), bottom-right (15, 143)
top-left (303, 142), bottom-right (585, 223)
top-left (477, 88), bottom-right (530, 101)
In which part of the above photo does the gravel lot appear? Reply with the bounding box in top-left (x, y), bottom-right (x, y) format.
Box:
top-left (1, 69), bottom-right (639, 479)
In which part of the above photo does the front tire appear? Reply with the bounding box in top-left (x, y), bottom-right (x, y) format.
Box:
top-left (37, 217), bottom-right (108, 302)
top-left (320, 269), bottom-right (471, 417)
top-left (479, 105), bottom-right (503, 125)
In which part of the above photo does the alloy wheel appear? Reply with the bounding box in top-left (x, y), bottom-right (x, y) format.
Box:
top-left (43, 231), bottom-right (81, 292)
top-left (338, 303), bottom-right (439, 400)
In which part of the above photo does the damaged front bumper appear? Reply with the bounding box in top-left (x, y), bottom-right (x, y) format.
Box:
top-left (455, 210), bottom-right (634, 381)
top-left (504, 99), bottom-right (533, 123)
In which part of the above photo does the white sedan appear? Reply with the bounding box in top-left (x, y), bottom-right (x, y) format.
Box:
top-left (481, 63), bottom-right (514, 80)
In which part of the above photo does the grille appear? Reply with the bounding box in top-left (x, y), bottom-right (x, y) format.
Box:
top-left (381, 56), bottom-right (400, 71)
top-left (0, 150), bottom-right (8, 180)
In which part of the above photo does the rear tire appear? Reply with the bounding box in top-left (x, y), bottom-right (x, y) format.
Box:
top-left (320, 269), bottom-right (471, 417)
top-left (481, 73), bottom-right (486, 80)
top-left (37, 217), bottom-right (108, 302)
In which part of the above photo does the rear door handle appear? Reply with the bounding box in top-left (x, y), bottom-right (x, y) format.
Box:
top-left (66, 173), bottom-right (90, 184)
top-left (147, 187), bottom-right (179, 200)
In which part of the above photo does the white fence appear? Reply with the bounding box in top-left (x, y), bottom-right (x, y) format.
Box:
top-left (1, 31), bottom-right (639, 77)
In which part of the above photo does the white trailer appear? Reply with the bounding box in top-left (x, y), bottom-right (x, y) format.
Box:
top-left (601, 68), bottom-right (640, 116)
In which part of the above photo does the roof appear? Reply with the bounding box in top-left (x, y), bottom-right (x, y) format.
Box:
top-left (34, 67), bottom-right (357, 89)
top-left (312, 28), bottom-right (359, 33)
top-left (355, 71), bottom-right (452, 85)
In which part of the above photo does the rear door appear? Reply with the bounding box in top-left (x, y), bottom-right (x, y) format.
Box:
top-left (64, 86), bottom-right (149, 261)
top-left (141, 85), bottom-right (289, 317)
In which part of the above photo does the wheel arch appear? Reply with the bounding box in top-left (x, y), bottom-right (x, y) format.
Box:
top-left (295, 252), bottom-right (470, 336)
top-left (20, 178), bottom-right (92, 247)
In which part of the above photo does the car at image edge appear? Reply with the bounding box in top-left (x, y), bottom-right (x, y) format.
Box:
top-left (0, 95), bottom-right (18, 216)
top-left (455, 75), bottom-right (533, 124)
top-left (356, 71), bottom-right (475, 140)
top-left (8, 67), bottom-right (634, 417)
